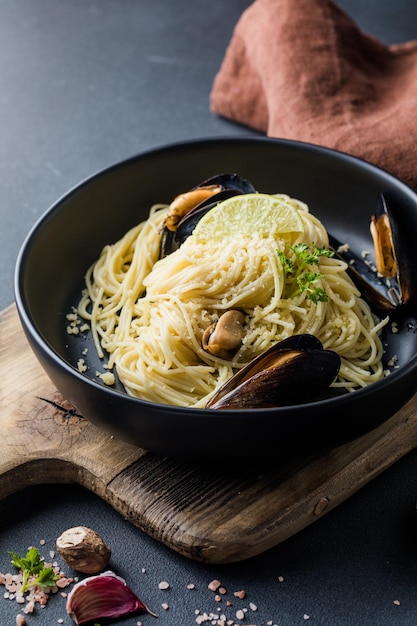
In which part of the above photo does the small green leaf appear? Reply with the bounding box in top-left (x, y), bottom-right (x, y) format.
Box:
top-left (309, 287), bottom-right (329, 303)
top-left (8, 548), bottom-right (59, 593)
top-left (277, 242), bottom-right (333, 302)
top-left (277, 249), bottom-right (294, 274)
top-left (9, 551), bottom-right (28, 571)
top-left (29, 566), bottom-right (59, 589)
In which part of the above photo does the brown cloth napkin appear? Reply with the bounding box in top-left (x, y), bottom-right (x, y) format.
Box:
top-left (210, 0), bottom-right (417, 190)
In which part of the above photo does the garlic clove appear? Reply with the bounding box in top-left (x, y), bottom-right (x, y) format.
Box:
top-left (66, 570), bottom-right (157, 625)
top-left (56, 526), bottom-right (111, 574)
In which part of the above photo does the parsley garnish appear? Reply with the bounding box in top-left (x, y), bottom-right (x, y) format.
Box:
top-left (9, 547), bottom-right (59, 593)
top-left (277, 242), bottom-right (334, 303)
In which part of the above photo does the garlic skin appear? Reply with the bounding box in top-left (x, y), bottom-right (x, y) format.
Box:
top-left (56, 526), bottom-right (111, 574)
top-left (66, 571), bottom-right (157, 625)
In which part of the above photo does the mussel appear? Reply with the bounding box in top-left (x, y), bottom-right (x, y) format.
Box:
top-left (330, 194), bottom-right (414, 313)
top-left (202, 309), bottom-right (246, 360)
top-left (206, 334), bottom-right (341, 410)
top-left (160, 173), bottom-right (256, 257)
top-left (370, 193), bottom-right (413, 308)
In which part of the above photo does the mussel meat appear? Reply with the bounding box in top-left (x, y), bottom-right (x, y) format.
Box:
top-left (206, 334), bottom-right (341, 409)
top-left (160, 173), bottom-right (256, 257)
top-left (330, 194), bottom-right (414, 313)
top-left (202, 309), bottom-right (246, 360)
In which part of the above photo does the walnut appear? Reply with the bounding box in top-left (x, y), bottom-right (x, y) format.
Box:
top-left (56, 526), bottom-right (111, 574)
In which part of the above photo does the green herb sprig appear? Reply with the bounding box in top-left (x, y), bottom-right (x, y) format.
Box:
top-left (9, 547), bottom-right (60, 593)
top-left (277, 242), bottom-right (334, 303)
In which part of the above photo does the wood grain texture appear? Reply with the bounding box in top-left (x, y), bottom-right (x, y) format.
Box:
top-left (2, 303), bottom-right (417, 563)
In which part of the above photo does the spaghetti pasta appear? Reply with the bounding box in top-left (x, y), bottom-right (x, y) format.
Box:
top-left (76, 193), bottom-right (388, 407)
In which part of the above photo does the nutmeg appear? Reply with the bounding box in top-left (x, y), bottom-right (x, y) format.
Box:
top-left (56, 526), bottom-right (111, 574)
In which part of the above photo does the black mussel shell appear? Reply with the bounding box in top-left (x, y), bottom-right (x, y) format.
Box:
top-left (270, 333), bottom-right (324, 352)
top-left (193, 173), bottom-right (256, 194)
top-left (329, 194), bottom-right (415, 313)
top-left (371, 193), bottom-right (414, 309)
top-left (206, 334), bottom-right (341, 410)
top-left (328, 233), bottom-right (399, 313)
top-left (159, 227), bottom-right (175, 260)
top-left (159, 174), bottom-right (256, 258)
top-left (174, 189), bottom-right (242, 248)
top-left (160, 189), bottom-right (242, 257)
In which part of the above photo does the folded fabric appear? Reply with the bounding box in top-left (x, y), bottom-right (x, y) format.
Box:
top-left (210, 0), bottom-right (417, 190)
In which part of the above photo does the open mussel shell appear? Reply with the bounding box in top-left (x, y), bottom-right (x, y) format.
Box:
top-left (370, 193), bottom-right (414, 309)
top-left (206, 334), bottom-right (341, 410)
top-left (194, 172), bottom-right (256, 194)
top-left (159, 173), bottom-right (256, 257)
top-left (328, 232), bottom-right (398, 313)
top-left (330, 194), bottom-right (415, 313)
top-left (160, 189), bottom-right (241, 257)
top-left (174, 189), bottom-right (242, 247)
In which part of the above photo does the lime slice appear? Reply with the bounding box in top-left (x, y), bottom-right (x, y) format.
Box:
top-left (192, 193), bottom-right (304, 242)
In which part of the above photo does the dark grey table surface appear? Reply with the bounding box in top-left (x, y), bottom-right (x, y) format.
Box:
top-left (1, 1), bottom-right (417, 625)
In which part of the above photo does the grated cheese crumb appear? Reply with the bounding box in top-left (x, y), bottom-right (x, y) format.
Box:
top-left (77, 358), bottom-right (87, 373)
top-left (337, 243), bottom-right (350, 253)
top-left (99, 372), bottom-right (115, 386)
top-left (387, 355), bottom-right (398, 367)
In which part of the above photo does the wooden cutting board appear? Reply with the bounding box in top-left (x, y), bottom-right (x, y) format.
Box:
top-left (2, 303), bottom-right (417, 564)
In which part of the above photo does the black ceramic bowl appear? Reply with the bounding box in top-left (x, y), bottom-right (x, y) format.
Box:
top-left (14, 137), bottom-right (417, 460)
